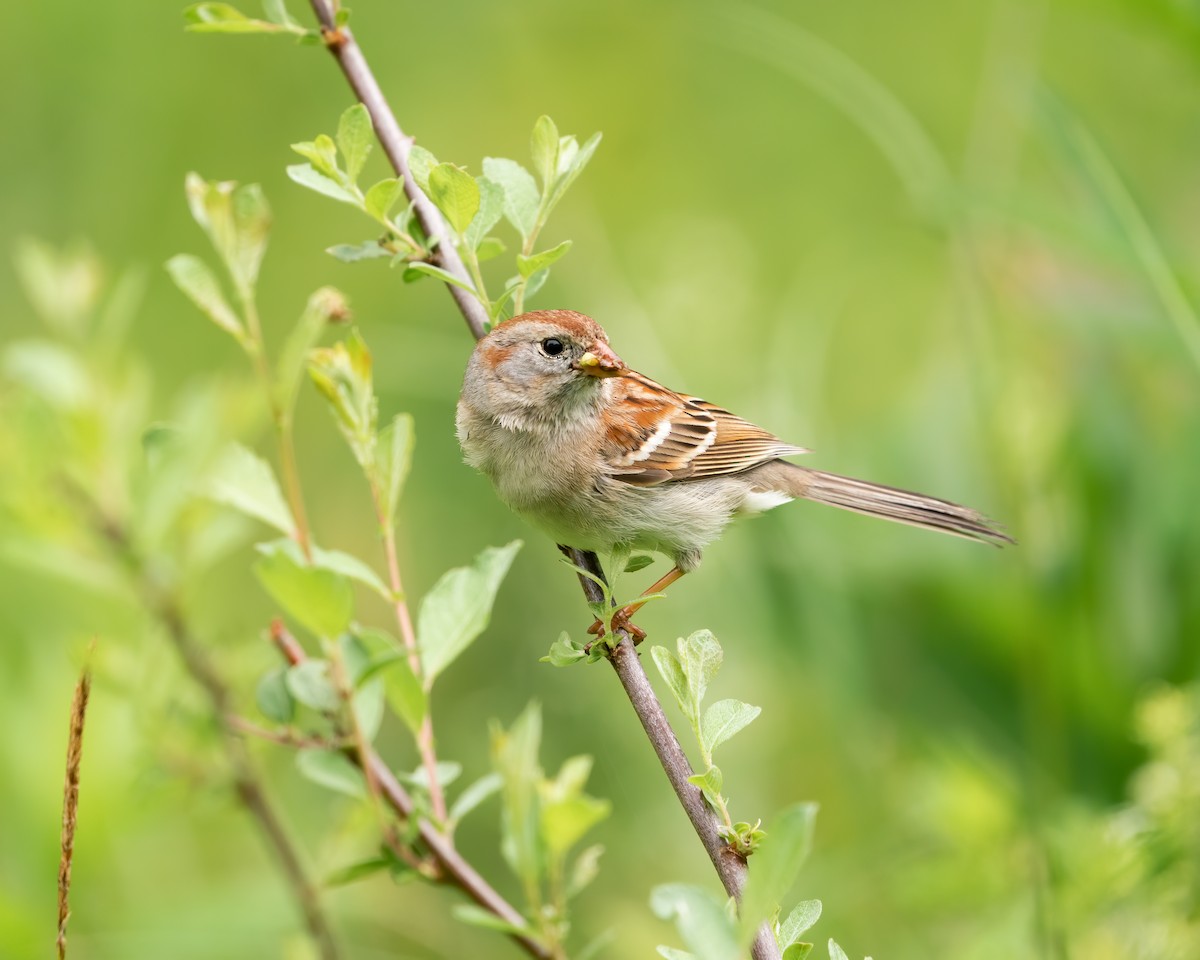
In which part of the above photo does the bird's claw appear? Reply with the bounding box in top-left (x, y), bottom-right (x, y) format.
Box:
top-left (586, 608), bottom-right (647, 645)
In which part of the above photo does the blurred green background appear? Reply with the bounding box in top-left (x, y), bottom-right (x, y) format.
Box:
top-left (3, 0), bottom-right (1199, 957)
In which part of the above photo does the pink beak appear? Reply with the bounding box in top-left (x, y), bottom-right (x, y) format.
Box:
top-left (574, 341), bottom-right (627, 377)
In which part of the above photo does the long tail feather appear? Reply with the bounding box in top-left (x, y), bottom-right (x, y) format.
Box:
top-left (775, 464), bottom-right (1013, 545)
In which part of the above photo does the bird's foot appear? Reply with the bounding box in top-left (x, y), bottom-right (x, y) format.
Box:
top-left (586, 607), bottom-right (647, 645)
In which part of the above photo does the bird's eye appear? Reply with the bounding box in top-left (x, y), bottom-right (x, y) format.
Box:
top-left (541, 337), bottom-right (565, 357)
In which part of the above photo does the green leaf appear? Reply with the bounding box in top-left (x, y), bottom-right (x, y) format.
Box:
top-left (428, 163), bottom-right (480, 236)
top-left (273, 286), bottom-right (347, 415)
top-left (165, 254), bottom-right (244, 342)
top-left (779, 900), bottom-right (823, 948)
top-left (516, 239), bottom-right (572, 279)
top-left (401, 260), bottom-right (477, 295)
top-left (296, 748), bottom-right (365, 799)
top-left (687, 765), bottom-right (723, 809)
top-left (657, 949), bottom-right (696, 960)
top-left (624, 553), bottom-right (654, 574)
top-left (12, 238), bottom-right (102, 337)
top-left (285, 660), bottom-right (341, 712)
top-left (205, 443), bottom-right (296, 536)
top-left (183, 174), bottom-right (270, 299)
top-left (464, 176), bottom-right (505, 251)
top-left (540, 754), bottom-right (609, 857)
top-left (363, 178), bottom-right (403, 222)
top-left (530, 115), bottom-right (560, 189)
top-left (567, 844), bottom-right (604, 898)
top-left (651, 646), bottom-right (690, 720)
top-left (783, 944), bottom-right (814, 960)
top-left (520, 267), bottom-right (549, 304)
top-left (397, 761), bottom-right (462, 790)
top-left (354, 677), bottom-right (385, 741)
top-left (545, 131), bottom-right (602, 213)
top-left (476, 236), bottom-right (507, 262)
top-left (309, 331), bottom-right (377, 468)
top-left (256, 667), bottom-right (295, 723)
top-left (701, 699), bottom-right (762, 758)
top-left (738, 803), bottom-right (819, 946)
top-left (407, 145), bottom-right (438, 194)
top-left (324, 857), bottom-right (390, 887)
top-left (2, 340), bottom-right (91, 411)
top-left (287, 163), bottom-right (359, 205)
top-left (339, 633), bottom-right (373, 685)
top-left (291, 135), bottom-right (340, 180)
top-left (376, 413), bottom-right (414, 529)
top-left (451, 904), bottom-right (532, 938)
top-left (326, 240), bottom-right (392, 263)
top-left (255, 539), bottom-right (355, 639)
top-left (336, 104), bottom-right (373, 183)
top-left (378, 654), bottom-right (427, 735)
top-left (482, 157), bottom-right (540, 240)
top-left (541, 631), bottom-right (587, 667)
top-left (541, 791), bottom-right (610, 859)
top-left (310, 544), bottom-right (390, 599)
top-left (491, 702), bottom-right (543, 894)
top-left (650, 884), bottom-right (740, 960)
top-left (448, 772), bottom-right (503, 825)
top-left (418, 540), bottom-right (522, 683)
top-left (679, 630), bottom-right (723, 719)
top-left (184, 2), bottom-right (286, 32)
top-left (262, 0), bottom-right (300, 28)
top-left (827, 941), bottom-right (849, 960)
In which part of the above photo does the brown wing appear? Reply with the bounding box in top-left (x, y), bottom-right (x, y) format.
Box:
top-left (601, 372), bottom-right (807, 487)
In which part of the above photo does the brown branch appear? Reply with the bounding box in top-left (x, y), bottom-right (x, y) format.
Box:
top-left (300, 6), bottom-right (781, 958)
top-left (67, 483), bottom-right (342, 960)
top-left (269, 626), bottom-right (552, 960)
top-left (152, 592), bottom-right (343, 960)
top-left (58, 643), bottom-right (94, 960)
top-left (307, 0), bottom-right (489, 340)
top-left (565, 550), bottom-right (779, 959)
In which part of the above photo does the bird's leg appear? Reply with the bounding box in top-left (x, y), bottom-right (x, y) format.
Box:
top-left (587, 566), bottom-right (687, 644)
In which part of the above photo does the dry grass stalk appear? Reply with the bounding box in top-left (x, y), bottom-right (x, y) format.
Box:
top-left (57, 644), bottom-right (94, 960)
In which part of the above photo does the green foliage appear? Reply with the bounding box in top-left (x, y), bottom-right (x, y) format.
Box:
top-left (289, 109), bottom-right (599, 321)
top-left (417, 540), bottom-right (522, 683)
top-left (296, 747), bottom-right (366, 798)
top-left (183, 2), bottom-right (308, 36)
top-left (308, 330), bottom-right (377, 468)
top-left (738, 804), bottom-right (818, 946)
top-left (650, 883), bottom-right (740, 960)
top-left (491, 702), bottom-right (610, 945)
top-left (651, 633), bottom-right (828, 955)
top-left (205, 442), bottom-right (296, 536)
top-left (254, 539), bottom-right (355, 639)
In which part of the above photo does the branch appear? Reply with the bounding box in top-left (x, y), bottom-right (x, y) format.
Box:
top-left (70, 486), bottom-right (342, 960)
top-left (566, 550), bottom-right (780, 959)
top-left (307, 0), bottom-right (489, 339)
top-left (269, 626), bottom-right (553, 960)
top-left (301, 7), bottom-right (780, 957)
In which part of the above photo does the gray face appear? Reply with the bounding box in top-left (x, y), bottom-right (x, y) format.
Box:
top-left (462, 319), bottom-right (609, 428)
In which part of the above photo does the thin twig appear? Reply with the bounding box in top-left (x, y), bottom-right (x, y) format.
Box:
top-left (268, 625), bottom-right (553, 960)
top-left (69, 485), bottom-right (342, 960)
top-left (299, 7), bottom-right (781, 958)
top-left (307, 0), bottom-right (489, 339)
top-left (373, 488), bottom-right (447, 822)
top-left (57, 643), bottom-right (94, 960)
top-left (228, 713), bottom-right (347, 750)
top-left (566, 550), bottom-right (780, 959)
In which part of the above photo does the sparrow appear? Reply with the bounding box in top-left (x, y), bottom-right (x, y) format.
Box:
top-left (457, 309), bottom-right (1010, 638)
